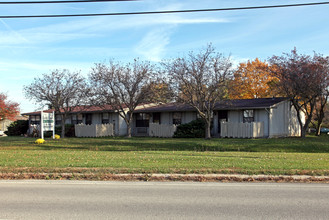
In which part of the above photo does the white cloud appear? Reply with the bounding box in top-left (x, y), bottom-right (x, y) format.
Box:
top-left (0, 6), bottom-right (230, 46)
top-left (0, 19), bottom-right (29, 44)
top-left (230, 56), bottom-right (251, 68)
top-left (134, 27), bottom-right (173, 62)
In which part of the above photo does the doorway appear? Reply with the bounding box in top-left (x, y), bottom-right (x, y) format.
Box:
top-left (218, 110), bottom-right (228, 136)
top-left (85, 114), bottom-right (92, 125)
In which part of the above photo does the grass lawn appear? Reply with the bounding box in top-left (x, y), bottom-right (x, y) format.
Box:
top-left (0, 135), bottom-right (328, 176)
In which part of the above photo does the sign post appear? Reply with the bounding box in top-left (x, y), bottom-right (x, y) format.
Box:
top-left (41, 111), bottom-right (55, 139)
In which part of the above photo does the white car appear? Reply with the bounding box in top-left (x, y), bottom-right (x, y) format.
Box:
top-left (0, 130), bottom-right (4, 136)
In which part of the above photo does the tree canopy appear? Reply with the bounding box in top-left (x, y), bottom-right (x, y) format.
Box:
top-left (24, 69), bottom-right (89, 138)
top-left (89, 59), bottom-right (156, 138)
top-left (166, 44), bottom-right (233, 139)
top-left (229, 58), bottom-right (278, 99)
top-left (269, 48), bottom-right (329, 137)
top-left (0, 93), bottom-right (19, 121)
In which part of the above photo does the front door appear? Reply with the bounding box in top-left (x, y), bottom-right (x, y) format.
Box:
top-left (218, 110), bottom-right (228, 136)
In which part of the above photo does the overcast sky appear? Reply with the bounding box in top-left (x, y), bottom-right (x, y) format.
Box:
top-left (1, 0), bottom-right (329, 113)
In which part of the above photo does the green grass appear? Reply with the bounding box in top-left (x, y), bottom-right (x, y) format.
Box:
top-left (0, 135), bottom-right (328, 176)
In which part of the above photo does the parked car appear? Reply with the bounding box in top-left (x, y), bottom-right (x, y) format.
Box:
top-left (320, 127), bottom-right (329, 134)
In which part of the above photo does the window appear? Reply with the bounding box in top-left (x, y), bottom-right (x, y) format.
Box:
top-left (102, 113), bottom-right (110, 124)
top-left (136, 113), bottom-right (150, 127)
top-left (243, 110), bottom-right (254, 123)
top-left (30, 115), bottom-right (40, 125)
top-left (71, 114), bottom-right (83, 124)
top-left (173, 112), bottom-right (182, 125)
top-left (55, 115), bottom-right (61, 125)
top-left (153, 113), bottom-right (161, 124)
top-left (71, 114), bottom-right (77, 124)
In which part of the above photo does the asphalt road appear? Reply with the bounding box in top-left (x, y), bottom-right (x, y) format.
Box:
top-left (0, 181), bottom-right (328, 219)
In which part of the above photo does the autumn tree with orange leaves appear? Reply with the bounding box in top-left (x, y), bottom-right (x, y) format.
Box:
top-left (0, 93), bottom-right (19, 122)
top-left (229, 58), bottom-right (278, 99)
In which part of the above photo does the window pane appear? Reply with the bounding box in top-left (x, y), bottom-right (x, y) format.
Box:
top-left (173, 112), bottom-right (182, 119)
top-left (243, 110), bottom-right (253, 118)
top-left (243, 110), bottom-right (254, 123)
top-left (136, 113), bottom-right (150, 127)
top-left (77, 114), bottom-right (83, 120)
top-left (102, 113), bottom-right (109, 124)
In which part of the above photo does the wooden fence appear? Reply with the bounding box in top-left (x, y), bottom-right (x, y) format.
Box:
top-left (75, 124), bottom-right (114, 138)
top-left (149, 123), bottom-right (177, 138)
top-left (220, 122), bottom-right (264, 138)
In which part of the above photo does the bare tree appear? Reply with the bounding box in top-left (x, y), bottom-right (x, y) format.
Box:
top-left (269, 48), bottom-right (329, 138)
top-left (165, 45), bottom-right (233, 139)
top-left (24, 69), bottom-right (89, 138)
top-left (89, 59), bottom-right (155, 138)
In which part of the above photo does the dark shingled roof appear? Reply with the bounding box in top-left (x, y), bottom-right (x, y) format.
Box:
top-left (214, 97), bottom-right (288, 110)
top-left (22, 98), bottom-right (288, 115)
top-left (135, 97), bottom-right (288, 113)
top-left (21, 105), bottom-right (117, 116)
top-left (22, 103), bottom-right (154, 116)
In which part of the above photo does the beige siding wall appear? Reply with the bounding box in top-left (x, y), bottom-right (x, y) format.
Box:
top-left (92, 113), bottom-right (102, 124)
top-left (161, 112), bottom-right (171, 124)
top-left (182, 112), bottom-right (197, 124)
top-left (254, 109), bottom-right (269, 137)
top-left (269, 101), bottom-right (287, 137)
top-left (289, 104), bottom-right (303, 136)
top-left (269, 100), bottom-right (302, 137)
top-left (228, 111), bottom-right (242, 123)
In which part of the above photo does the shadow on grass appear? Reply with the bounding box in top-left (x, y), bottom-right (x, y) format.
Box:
top-left (34, 135), bottom-right (329, 153)
top-left (1, 135), bottom-right (329, 153)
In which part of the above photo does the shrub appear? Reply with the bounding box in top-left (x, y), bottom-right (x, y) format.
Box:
top-left (173, 119), bottom-right (206, 138)
top-left (35, 138), bottom-right (45, 144)
top-left (55, 124), bottom-right (75, 137)
top-left (4, 120), bottom-right (29, 136)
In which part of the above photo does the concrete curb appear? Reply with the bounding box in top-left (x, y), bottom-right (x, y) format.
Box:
top-left (0, 173), bottom-right (328, 183)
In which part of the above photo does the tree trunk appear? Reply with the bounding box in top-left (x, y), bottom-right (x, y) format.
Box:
top-left (301, 121), bottom-right (311, 138)
top-left (316, 107), bottom-right (325, 136)
top-left (316, 122), bottom-right (322, 136)
top-left (301, 127), bottom-right (307, 138)
top-left (126, 113), bottom-right (133, 138)
top-left (205, 120), bottom-right (211, 139)
top-left (61, 115), bottom-right (66, 138)
top-left (127, 123), bottom-right (132, 138)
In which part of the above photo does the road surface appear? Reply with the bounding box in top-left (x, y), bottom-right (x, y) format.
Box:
top-left (0, 180), bottom-right (328, 219)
